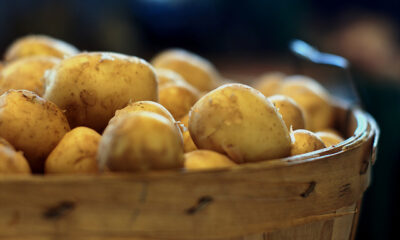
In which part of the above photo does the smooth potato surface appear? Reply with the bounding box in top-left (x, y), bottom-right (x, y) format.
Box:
top-left (44, 52), bottom-right (158, 131)
top-left (152, 49), bottom-right (220, 91)
top-left (268, 95), bottom-right (305, 130)
top-left (98, 112), bottom-right (184, 172)
top-left (179, 114), bottom-right (198, 153)
top-left (159, 84), bottom-right (200, 120)
top-left (279, 75), bottom-right (334, 131)
top-left (0, 90), bottom-right (70, 172)
top-left (155, 68), bottom-right (191, 88)
top-left (316, 131), bottom-right (344, 147)
top-left (0, 138), bottom-right (31, 174)
top-left (189, 83), bottom-right (291, 163)
top-left (45, 127), bottom-right (100, 174)
top-left (290, 129), bottom-right (326, 156)
top-left (0, 56), bottom-right (60, 96)
top-left (184, 150), bottom-right (236, 170)
top-left (252, 72), bottom-right (285, 97)
top-left (4, 35), bottom-right (78, 62)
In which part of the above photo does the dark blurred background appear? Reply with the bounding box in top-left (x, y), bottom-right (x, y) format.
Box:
top-left (1, 1), bottom-right (399, 239)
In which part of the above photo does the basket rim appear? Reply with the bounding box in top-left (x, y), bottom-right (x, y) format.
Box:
top-left (0, 105), bottom-right (379, 182)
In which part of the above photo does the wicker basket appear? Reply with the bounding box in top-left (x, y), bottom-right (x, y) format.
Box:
top-left (0, 104), bottom-right (379, 240)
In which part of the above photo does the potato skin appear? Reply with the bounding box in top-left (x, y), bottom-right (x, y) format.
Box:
top-left (189, 83), bottom-right (291, 163)
top-left (179, 114), bottom-right (198, 153)
top-left (98, 112), bottom-right (184, 172)
top-left (0, 90), bottom-right (70, 172)
top-left (112, 100), bottom-right (175, 125)
top-left (152, 49), bottom-right (220, 91)
top-left (44, 52), bottom-right (158, 132)
top-left (155, 68), bottom-right (191, 88)
top-left (279, 75), bottom-right (334, 131)
top-left (290, 129), bottom-right (326, 156)
top-left (268, 95), bottom-right (305, 130)
top-left (252, 72), bottom-right (285, 97)
top-left (315, 131), bottom-right (344, 147)
top-left (45, 127), bottom-right (100, 174)
top-left (0, 138), bottom-right (31, 174)
top-left (4, 35), bottom-right (78, 62)
top-left (159, 84), bottom-right (200, 120)
top-left (0, 56), bottom-right (60, 96)
top-left (184, 150), bottom-right (236, 170)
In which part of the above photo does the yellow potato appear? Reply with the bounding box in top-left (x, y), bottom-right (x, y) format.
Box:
top-left (189, 83), bottom-right (291, 163)
top-left (44, 52), bottom-right (158, 132)
top-left (152, 49), bottom-right (220, 91)
top-left (290, 129), bottom-right (326, 156)
top-left (4, 35), bottom-right (78, 62)
top-left (0, 138), bottom-right (31, 174)
top-left (112, 100), bottom-right (175, 124)
top-left (179, 114), bottom-right (198, 153)
top-left (0, 56), bottom-right (60, 96)
top-left (45, 127), bottom-right (101, 174)
top-left (0, 90), bottom-right (70, 172)
top-left (155, 68), bottom-right (191, 88)
top-left (268, 95), bottom-right (305, 130)
top-left (109, 100), bottom-right (182, 137)
top-left (252, 72), bottom-right (285, 97)
top-left (279, 75), bottom-right (334, 131)
top-left (315, 131), bottom-right (344, 147)
top-left (98, 112), bottom-right (184, 172)
top-left (159, 84), bottom-right (200, 120)
top-left (184, 150), bottom-right (236, 170)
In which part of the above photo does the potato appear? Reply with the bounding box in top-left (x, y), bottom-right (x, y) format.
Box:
top-left (189, 83), bottom-right (291, 163)
top-left (0, 90), bottom-right (70, 172)
top-left (179, 114), bottom-right (198, 153)
top-left (290, 129), bottom-right (326, 156)
top-left (0, 138), bottom-right (31, 174)
top-left (45, 127), bottom-right (100, 174)
top-left (98, 112), bottom-right (184, 172)
top-left (184, 150), bottom-right (236, 170)
top-left (152, 49), bottom-right (220, 91)
top-left (279, 75), bottom-right (334, 131)
top-left (112, 100), bottom-right (175, 125)
top-left (109, 100), bottom-right (182, 137)
top-left (159, 84), bottom-right (200, 120)
top-left (315, 131), bottom-right (344, 147)
top-left (44, 52), bottom-right (158, 132)
top-left (4, 35), bottom-right (78, 62)
top-left (252, 72), bottom-right (285, 97)
top-left (268, 95), bottom-right (305, 130)
top-left (0, 56), bottom-right (60, 96)
top-left (155, 68), bottom-right (191, 88)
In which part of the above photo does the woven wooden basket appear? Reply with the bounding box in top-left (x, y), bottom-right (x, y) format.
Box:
top-left (0, 104), bottom-right (379, 240)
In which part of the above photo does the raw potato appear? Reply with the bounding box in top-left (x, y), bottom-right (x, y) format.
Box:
top-left (189, 83), bottom-right (291, 163)
top-left (268, 95), bottom-right (305, 130)
top-left (0, 56), bottom-right (60, 96)
top-left (279, 75), bottom-right (335, 131)
top-left (179, 114), bottom-right (198, 153)
top-left (4, 35), bottom-right (78, 62)
top-left (111, 100), bottom-right (176, 125)
top-left (0, 138), bottom-right (31, 174)
top-left (316, 131), bottom-right (344, 147)
top-left (109, 100), bottom-right (182, 137)
top-left (45, 127), bottom-right (101, 174)
top-left (44, 52), bottom-right (158, 132)
top-left (252, 72), bottom-right (285, 97)
top-left (152, 49), bottom-right (220, 91)
top-left (155, 68), bottom-right (191, 88)
top-left (159, 84), bottom-right (200, 120)
top-left (290, 129), bottom-right (326, 156)
top-left (184, 150), bottom-right (236, 170)
top-left (98, 112), bottom-right (184, 172)
top-left (0, 90), bottom-right (70, 172)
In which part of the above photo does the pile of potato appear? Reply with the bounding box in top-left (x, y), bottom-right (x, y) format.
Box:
top-left (0, 35), bottom-right (344, 175)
